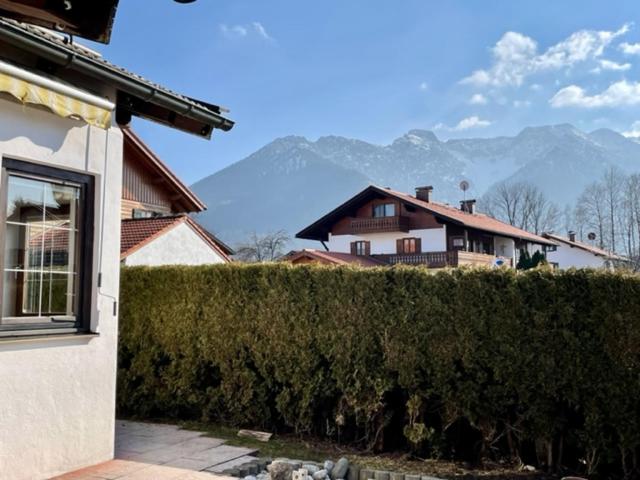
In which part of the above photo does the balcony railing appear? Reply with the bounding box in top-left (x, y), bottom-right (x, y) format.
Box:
top-left (348, 215), bottom-right (410, 234)
top-left (375, 251), bottom-right (512, 268)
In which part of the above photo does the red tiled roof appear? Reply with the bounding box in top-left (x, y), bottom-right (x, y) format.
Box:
top-left (284, 249), bottom-right (386, 267)
top-left (543, 232), bottom-right (626, 260)
top-left (121, 215), bottom-right (232, 261)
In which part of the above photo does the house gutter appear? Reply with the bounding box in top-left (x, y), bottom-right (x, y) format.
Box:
top-left (0, 22), bottom-right (234, 133)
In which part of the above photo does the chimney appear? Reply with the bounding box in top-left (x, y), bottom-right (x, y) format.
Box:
top-left (415, 185), bottom-right (433, 202)
top-left (460, 199), bottom-right (476, 214)
top-left (568, 230), bottom-right (576, 242)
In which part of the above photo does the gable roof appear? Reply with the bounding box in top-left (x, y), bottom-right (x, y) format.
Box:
top-left (542, 232), bottom-right (626, 261)
top-left (123, 127), bottom-right (206, 213)
top-left (283, 249), bottom-right (386, 267)
top-left (297, 184), bottom-right (556, 246)
top-left (0, 18), bottom-right (234, 138)
top-left (121, 215), bottom-right (233, 261)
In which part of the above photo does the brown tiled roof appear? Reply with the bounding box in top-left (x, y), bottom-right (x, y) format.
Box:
top-left (283, 249), bottom-right (386, 267)
top-left (297, 184), bottom-right (556, 246)
top-left (384, 187), bottom-right (556, 246)
top-left (543, 232), bottom-right (626, 260)
top-left (121, 215), bottom-right (232, 261)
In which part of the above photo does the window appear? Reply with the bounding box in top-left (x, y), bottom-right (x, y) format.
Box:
top-left (398, 237), bottom-right (420, 254)
top-left (545, 244), bottom-right (557, 252)
top-left (372, 203), bottom-right (395, 217)
top-left (0, 159), bottom-right (94, 336)
top-left (451, 236), bottom-right (465, 249)
top-left (351, 241), bottom-right (369, 256)
top-left (132, 209), bottom-right (162, 219)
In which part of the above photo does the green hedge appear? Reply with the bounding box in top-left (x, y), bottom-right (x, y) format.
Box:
top-left (118, 264), bottom-right (640, 477)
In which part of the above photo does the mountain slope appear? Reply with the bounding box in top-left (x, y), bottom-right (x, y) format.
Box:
top-left (191, 125), bottom-right (640, 246)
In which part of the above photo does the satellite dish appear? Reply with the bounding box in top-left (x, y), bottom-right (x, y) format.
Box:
top-left (459, 180), bottom-right (470, 192)
top-left (587, 232), bottom-right (596, 241)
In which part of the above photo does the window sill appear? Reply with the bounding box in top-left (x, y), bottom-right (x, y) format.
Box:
top-left (0, 330), bottom-right (99, 345)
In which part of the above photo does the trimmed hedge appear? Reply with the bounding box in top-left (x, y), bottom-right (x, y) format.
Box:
top-left (118, 264), bottom-right (640, 477)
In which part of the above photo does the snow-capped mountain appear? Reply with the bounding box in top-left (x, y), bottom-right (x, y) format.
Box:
top-left (191, 124), bottom-right (640, 246)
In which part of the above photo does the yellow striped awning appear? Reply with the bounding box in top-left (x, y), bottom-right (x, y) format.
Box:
top-left (0, 62), bottom-right (113, 129)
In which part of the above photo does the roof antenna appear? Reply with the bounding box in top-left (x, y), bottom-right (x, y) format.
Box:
top-left (459, 180), bottom-right (470, 202)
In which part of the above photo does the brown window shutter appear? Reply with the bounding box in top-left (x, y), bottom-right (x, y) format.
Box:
top-left (365, 241), bottom-right (371, 256)
top-left (396, 238), bottom-right (403, 254)
top-left (415, 238), bottom-right (422, 253)
top-left (350, 242), bottom-right (357, 255)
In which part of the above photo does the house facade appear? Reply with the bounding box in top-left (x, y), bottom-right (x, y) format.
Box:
top-left (0, 18), bottom-right (232, 480)
top-left (294, 185), bottom-right (555, 268)
top-left (543, 231), bottom-right (625, 269)
top-left (120, 128), bottom-right (232, 265)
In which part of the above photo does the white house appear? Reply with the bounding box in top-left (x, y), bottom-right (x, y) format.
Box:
top-left (121, 215), bottom-right (232, 266)
top-left (0, 17), bottom-right (233, 480)
top-left (542, 232), bottom-right (625, 269)
top-left (119, 128), bottom-right (233, 266)
top-left (293, 185), bottom-right (556, 268)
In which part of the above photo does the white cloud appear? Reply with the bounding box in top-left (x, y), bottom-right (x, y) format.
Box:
top-left (550, 80), bottom-right (640, 108)
top-left (591, 59), bottom-right (632, 73)
top-left (252, 22), bottom-right (273, 40)
top-left (623, 120), bottom-right (640, 137)
top-left (461, 24), bottom-right (630, 87)
top-left (469, 93), bottom-right (488, 105)
top-left (530, 83), bottom-right (542, 91)
top-left (435, 116), bottom-right (492, 132)
top-left (620, 42), bottom-right (640, 55)
top-left (220, 22), bottom-right (273, 41)
top-left (419, 82), bottom-right (429, 91)
top-left (454, 116), bottom-right (491, 130)
top-left (513, 100), bottom-right (531, 108)
top-left (220, 24), bottom-right (248, 38)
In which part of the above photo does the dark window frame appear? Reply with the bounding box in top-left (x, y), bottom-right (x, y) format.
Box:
top-left (372, 203), bottom-right (395, 218)
top-left (402, 238), bottom-right (417, 254)
top-left (354, 241), bottom-right (368, 256)
top-left (0, 158), bottom-right (95, 337)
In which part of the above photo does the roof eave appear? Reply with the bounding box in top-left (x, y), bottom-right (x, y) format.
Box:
top-left (0, 20), bottom-right (234, 138)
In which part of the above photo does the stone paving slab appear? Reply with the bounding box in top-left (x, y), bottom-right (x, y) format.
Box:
top-left (205, 455), bottom-right (260, 474)
top-left (55, 421), bottom-right (260, 478)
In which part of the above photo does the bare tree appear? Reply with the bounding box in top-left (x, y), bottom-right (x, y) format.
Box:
top-left (234, 230), bottom-right (290, 262)
top-left (575, 182), bottom-right (607, 249)
top-left (479, 181), bottom-right (559, 234)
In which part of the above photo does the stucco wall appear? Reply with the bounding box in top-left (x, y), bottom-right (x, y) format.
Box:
top-left (0, 98), bottom-right (122, 479)
top-left (327, 227), bottom-right (447, 254)
top-left (123, 221), bottom-right (228, 266)
top-left (546, 243), bottom-right (608, 269)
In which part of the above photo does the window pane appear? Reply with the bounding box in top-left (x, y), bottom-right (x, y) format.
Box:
top-left (6, 176), bottom-right (44, 223)
top-left (2, 173), bottom-right (81, 328)
top-left (385, 204), bottom-right (395, 216)
top-left (44, 182), bottom-right (79, 225)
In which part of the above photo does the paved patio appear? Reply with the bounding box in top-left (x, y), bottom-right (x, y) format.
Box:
top-left (52, 420), bottom-right (259, 479)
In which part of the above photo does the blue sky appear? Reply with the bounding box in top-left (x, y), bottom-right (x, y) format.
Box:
top-left (95, 0), bottom-right (640, 184)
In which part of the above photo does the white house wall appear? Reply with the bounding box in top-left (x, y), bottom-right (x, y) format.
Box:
top-left (124, 222), bottom-right (227, 266)
top-left (0, 98), bottom-right (122, 480)
top-left (327, 227), bottom-right (447, 254)
top-left (546, 243), bottom-right (608, 269)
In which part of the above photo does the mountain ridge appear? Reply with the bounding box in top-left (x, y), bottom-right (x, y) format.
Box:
top-left (191, 124), bottom-right (640, 246)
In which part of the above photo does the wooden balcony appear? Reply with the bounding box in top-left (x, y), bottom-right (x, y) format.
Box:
top-left (348, 215), bottom-right (410, 234)
top-left (376, 251), bottom-right (512, 268)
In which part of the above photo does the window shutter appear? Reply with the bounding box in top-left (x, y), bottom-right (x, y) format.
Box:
top-left (350, 242), bottom-right (357, 255)
top-left (415, 238), bottom-right (422, 253)
top-left (396, 239), bottom-right (403, 254)
top-left (365, 241), bottom-right (371, 256)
